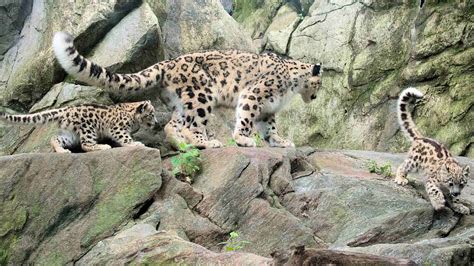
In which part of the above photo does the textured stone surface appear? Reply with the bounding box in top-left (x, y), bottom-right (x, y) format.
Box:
top-left (0, 147), bottom-right (162, 265)
top-left (235, 0), bottom-right (473, 157)
top-left (1, 147), bottom-right (472, 264)
top-left (77, 224), bottom-right (272, 265)
top-left (147, 0), bottom-right (256, 59)
top-left (0, 0), bottom-right (142, 110)
top-left (264, 3), bottom-right (301, 54)
top-left (86, 2), bottom-right (164, 74)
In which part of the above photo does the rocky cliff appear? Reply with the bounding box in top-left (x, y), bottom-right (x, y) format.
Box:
top-left (1, 147), bottom-right (473, 264)
top-left (0, 0), bottom-right (473, 265)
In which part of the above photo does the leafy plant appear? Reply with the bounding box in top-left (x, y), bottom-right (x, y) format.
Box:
top-left (220, 231), bottom-right (250, 252)
top-left (226, 138), bottom-right (238, 147)
top-left (252, 133), bottom-right (264, 147)
top-left (367, 160), bottom-right (393, 178)
top-left (171, 142), bottom-right (201, 182)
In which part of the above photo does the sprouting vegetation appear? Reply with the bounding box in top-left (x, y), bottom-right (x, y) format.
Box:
top-left (171, 142), bottom-right (201, 183)
top-left (226, 138), bottom-right (238, 147)
top-left (252, 133), bottom-right (264, 147)
top-left (220, 231), bottom-right (250, 252)
top-left (366, 160), bottom-right (393, 178)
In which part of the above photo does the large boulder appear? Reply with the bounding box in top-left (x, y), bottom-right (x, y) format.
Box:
top-left (146, 0), bottom-right (256, 59)
top-left (86, 2), bottom-right (164, 74)
top-left (0, 147), bottom-right (163, 265)
top-left (0, 0), bottom-right (142, 110)
top-left (76, 224), bottom-right (273, 265)
top-left (232, 0), bottom-right (284, 49)
top-left (0, 0), bottom-right (32, 61)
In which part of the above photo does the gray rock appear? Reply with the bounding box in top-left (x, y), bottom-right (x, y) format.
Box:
top-left (264, 4), bottom-right (301, 54)
top-left (77, 224), bottom-right (273, 265)
top-left (340, 227), bottom-right (474, 265)
top-left (87, 2), bottom-right (164, 74)
top-left (0, 147), bottom-right (162, 265)
top-left (148, 0), bottom-right (256, 59)
top-left (220, 0), bottom-right (233, 14)
top-left (0, 0), bottom-right (32, 60)
top-left (0, 0), bottom-right (142, 110)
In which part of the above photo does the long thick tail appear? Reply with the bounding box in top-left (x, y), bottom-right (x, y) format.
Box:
top-left (52, 32), bottom-right (163, 93)
top-left (0, 109), bottom-right (63, 124)
top-left (398, 87), bottom-right (424, 141)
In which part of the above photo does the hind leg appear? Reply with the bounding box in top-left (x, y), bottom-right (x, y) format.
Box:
top-left (257, 114), bottom-right (294, 148)
top-left (395, 158), bottom-right (415, 185)
top-left (233, 93), bottom-right (261, 147)
top-left (426, 179), bottom-right (446, 211)
top-left (164, 111), bottom-right (186, 149)
top-left (110, 129), bottom-right (144, 148)
top-left (79, 131), bottom-right (111, 152)
top-left (451, 198), bottom-right (470, 215)
top-left (181, 100), bottom-right (222, 149)
top-left (50, 135), bottom-right (74, 153)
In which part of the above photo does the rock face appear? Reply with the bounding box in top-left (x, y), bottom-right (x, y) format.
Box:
top-left (0, 147), bottom-right (162, 265)
top-left (0, 0), bottom-right (142, 110)
top-left (235, 0), bottom-right (473, 157)
top-left (0, 1), bottom-right (472, 263)
top-left (146, 0), bottom-right (256, 59)
top-left (76, 224), bottom-right (273, 265)
top-left (1, 147), bottom-right (472, 265)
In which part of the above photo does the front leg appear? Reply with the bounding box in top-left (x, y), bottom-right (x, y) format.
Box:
top-left (426, 180), bottom-right (446, 211)
top-left (164, 111), bottom-right (186, 149)
top-left (451, 197), bottom-right (470, 215)
top-left (110, 129), bottom-right (144, 147)
top-left (79, 131), bottom-right (111, 152)
top-left (233, 95), bottom-right (261, 147)
top-left (258, 115), bottom-right (294, 148)
top-left (395, 159), bottom-right (414, 186)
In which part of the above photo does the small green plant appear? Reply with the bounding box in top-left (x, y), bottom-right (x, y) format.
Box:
top-left (367, 160), bottom-right (393, 177)
top-left (252, 133), bottom-right (264, 147)
top-left (171, 142), bottom-right (201, 182)
top-left (220, 231), bottom-right (250, 252)
top-left (226, 138), bottom-right (238, 147)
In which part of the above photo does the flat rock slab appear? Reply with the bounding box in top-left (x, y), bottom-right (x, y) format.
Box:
top-left (0, 147), bottom-right (162, 265)
top-left (77, 224), bottom-right (273, 265)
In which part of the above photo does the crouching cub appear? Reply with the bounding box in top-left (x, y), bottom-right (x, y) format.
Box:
top-left (53, 32), bottom-right (322, 149)
top-left (0, 101), bottom-right (156, 153)
top-left (395, 87), bottom-right (470, 214)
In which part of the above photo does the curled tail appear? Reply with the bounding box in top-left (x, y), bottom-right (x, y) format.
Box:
top-left (398, 87), bottom-right (424, 141)
top-left (52, 32), bottom-right (163, 93)
top-left (0, 109), bottom-right (63, 125)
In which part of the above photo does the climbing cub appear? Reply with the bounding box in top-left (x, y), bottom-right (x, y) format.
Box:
top-left (0, 101), bottom-right (156, 153)
top-left (395, 88), bottom-right (470, 214)
top-left (53, 32), bottom-right (322, 149)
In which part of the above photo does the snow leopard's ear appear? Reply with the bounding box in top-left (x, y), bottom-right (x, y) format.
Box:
top-left (312, 63), bottom-right (321, 76)
top-left (463, 165), bottom-right (470, 179)
top-left (136, 102), bottom-right (147, 114)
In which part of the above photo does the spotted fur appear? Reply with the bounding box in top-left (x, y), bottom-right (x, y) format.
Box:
top-left (395, 88), bottom-right (471, 214)
top-left (53, 32), bottom-right (322, 149)
top-left (0, 101), bottom-right (156, 153)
